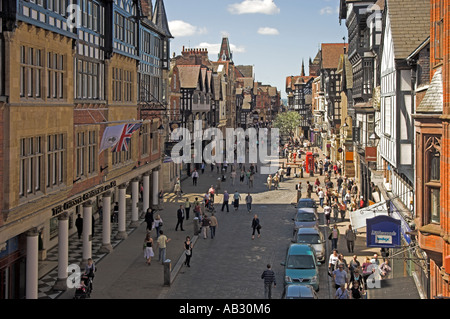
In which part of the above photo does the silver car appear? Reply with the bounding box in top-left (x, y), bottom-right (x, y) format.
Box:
top-left (292, 208), bottom-right (319, 235)
top-left (292, 227), bottom-right (326, 262)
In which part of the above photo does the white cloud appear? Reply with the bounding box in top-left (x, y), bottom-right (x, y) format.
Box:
top-left (320, 6), bottom-right (339, 15)
top-left (198, 42), bottom-right (246, 55)
top-left (257, 27), bottom-right (279, 35)
top-left (168, 20), bottom-right (207, 37)
top-left (228, 0), bottom-right (280, 15)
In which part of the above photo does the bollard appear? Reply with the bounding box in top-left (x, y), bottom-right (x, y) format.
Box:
top-left (163, 259), bottom-right (171, 286)
top-left (193, 217), bottom-right (200, 235)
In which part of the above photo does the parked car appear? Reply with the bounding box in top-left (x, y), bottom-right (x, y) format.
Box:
top-left (281, 244), bottom-right (320, 291)
top-left (292, 208), bottom-right (319, 235)
top-left (296, 198), bottom-right (317, 214)
top-left (292, 227), bottom-right (325, 262)
top-left (282, 284), bottom-right (319, 299)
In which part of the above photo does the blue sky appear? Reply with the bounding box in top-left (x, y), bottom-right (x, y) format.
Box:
top-left (164, 0), bottom-right (347, 99)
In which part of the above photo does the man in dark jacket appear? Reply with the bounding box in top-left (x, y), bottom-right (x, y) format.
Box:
top-left (261, 264), bottom-right (276, 299)
top-left (175, 205), bottom-right (185, 231)
top-left (75, 214), bottom-right (83, 239)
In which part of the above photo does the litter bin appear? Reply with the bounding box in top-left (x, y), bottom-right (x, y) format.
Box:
top-left (193, 217), bottom-right (200, 235)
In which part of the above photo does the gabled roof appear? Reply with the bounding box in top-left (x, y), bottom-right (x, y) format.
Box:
top-left (416, 67), bottom-right (442, 114)
top-left (152, 0), bottom-right (173, 38)
top-left (321, 43), bottom-right (348, 70)
top-left (386, 0), bottom-right (429, 59)
top-left (177, 65), bottom-right (201, 89)
top-left (218, 37), bottom-right (233, 62)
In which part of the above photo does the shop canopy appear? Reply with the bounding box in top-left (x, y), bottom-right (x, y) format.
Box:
top-left (349, 201), bottom-right (400, 230)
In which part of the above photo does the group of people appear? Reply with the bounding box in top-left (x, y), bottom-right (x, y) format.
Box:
top-left (142, 208), bottom-right (172, 266)
top-left (329, 250), bottom-right (392, 299)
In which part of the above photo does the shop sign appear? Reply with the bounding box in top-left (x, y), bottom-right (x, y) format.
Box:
top-left (366, 215), bottom-right (402, 248)
top-left (52, 181), bottom-right (117, 216)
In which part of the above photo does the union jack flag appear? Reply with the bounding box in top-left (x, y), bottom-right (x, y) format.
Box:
top-left (111, 123), bottom-right (142, 153)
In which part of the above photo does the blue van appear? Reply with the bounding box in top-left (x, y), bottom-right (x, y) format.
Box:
top-left (281, 244), bottom-right (320, 291)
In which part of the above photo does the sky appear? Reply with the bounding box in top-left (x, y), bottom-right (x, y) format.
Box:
top-left (164, 0), bottom-right (347, 100)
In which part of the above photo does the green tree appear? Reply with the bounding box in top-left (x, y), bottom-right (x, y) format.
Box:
top-left (273, 111), bottom-right (301, 137)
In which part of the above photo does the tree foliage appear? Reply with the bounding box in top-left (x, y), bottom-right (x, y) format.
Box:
top-left (273, 111), bottom-right (301, 136)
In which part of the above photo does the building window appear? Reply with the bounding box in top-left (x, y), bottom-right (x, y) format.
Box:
top-left (112, 67), bottom-right (122, 101)
top-left (76, 59), bottom-right (103, 100)
top-left (151, 122), bottom-right (158, 154)
top-left (124, 70), bottom-right (133, 102)
top-left (19, 137), bottom-right (43, 197)
top-left (141, 123), bottom-right (150, 156)
top-left (20, 46), bottom-right (43, 99)
top-left (434, 1), bottom-right (444, 64)
top-left (76, 130), bottom-right (98, 178)
top-left (424, 137), bottom-right (441, 225)
top-left (47, 52), bottom-right (65, 100)
top-left (46, 134), bottom-right (65, 188)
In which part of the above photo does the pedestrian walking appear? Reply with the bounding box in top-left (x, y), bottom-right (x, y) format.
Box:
top-left (306, 181), bottom-right (313, 198)
top-left (328, 249), bottom-right (340, 273)
top-left (144, 208), bottom-right (154, 233)
top-left (193, 198), bottom-right (202, 219)
top-left (349, 280), bottom-right (364, 299)
top-left (318, 188), bottom-right (325, 207)
top-left (251, 214), bottom-right (261, 239)
top-left (345, 225), bottom-right (357, 253)
top-left (267, 175), bottom-right (272, 190)
top-left (248, 172), bottom-right (254, 189)
top-left (349, 255), bottom-right (361, 278)
top-left (184, 236), bottom-right (193, 267)
top-left (143, 233), bottom-right (154, 266)
top-left (154, 214), bottom-right (163, 239)
top-left (296, 181), bottom-right (302, 203)
top-left (230, 169), bottom-right (237, 185)
top-left (174, 182), bottom-right (182, 198)
top-left (335, 284), bottom-right (350, 299)
top-left (233, 190), bottom-right (241, 211)
top-left (379, 258), bottom-right (392, 279)
top-left (75, 214), bottom-right (83, 239)
top-left (246, 193), bottom-right (253, 213)
top-left (329, 224), bottom-right (340, 251)
top-left (209, 213), bottom-right (218, 239)
top-left (362, 257), bottom-right (373, 289)
top-left (261, 264), bottom-right (276, 299)
top-left (175, 205), bottom-right (185, 231)
top-left (332, 200), bottom-right (339, 223)
top-left (240, 170), bottom-right (245, 184)
top-left (324, 204), bottom-right (331, 226)
top-left (350, 267), bottom-right (364, 291)
top-left (156, 230), bottom-right (171, 264)
top-left (339, 201), bottom-right (347, 221)
top-left (201, 214), bottom-right (211, 239)
top-left (192, 169), bottom-right (199, 186)
top-left (221, 190), bottom-right (230, 212)
top-left (184, 198), bottom-right (191, 220)
top-left (333, 264), bottom-right (348, 290)
top-left (112, 202), bottom-right (119, 223)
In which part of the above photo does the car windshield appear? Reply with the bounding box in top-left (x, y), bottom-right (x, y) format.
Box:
top-left (295, 213), bottom-right (316, 222)
top-left (296, 234), bottom-right (321, 244)
top-left (298, 201), bottom-right (315, 208)
top-left (286, 255), bottom-right (315, 269)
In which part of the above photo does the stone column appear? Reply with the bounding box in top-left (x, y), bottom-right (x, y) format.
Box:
top-left (26, 228), bottom-right (39, 299)
top-left (152, 168), bottom-right (160, 209)
top-left (142, 172), bottom-right (150, 214)
top-left (99, 191), bottom-right (113, 253)
top-left (82, 201), bottom-right (93, 265)
top-left (53, 213), bottom-right (69, 291)
top-left (130, 178), bottom-right (140, 228)
top-left (115, 184), bottom-right (128, 239)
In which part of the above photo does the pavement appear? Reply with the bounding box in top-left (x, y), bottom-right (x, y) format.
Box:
top-left (39, 148), bottom-right (399, 300)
